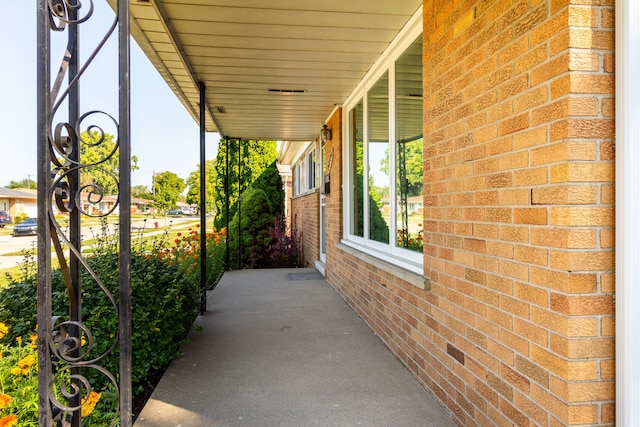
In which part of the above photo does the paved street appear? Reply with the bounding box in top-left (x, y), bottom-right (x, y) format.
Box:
top-left (0, 216), bottom-right (203, 271)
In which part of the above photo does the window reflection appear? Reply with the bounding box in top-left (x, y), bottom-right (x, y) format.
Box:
top-left (396, 36), bottom-right (423, 252)
top-left (350, 102), bottom-right (364, 237)
top-left (368, 72), bottom-right (390, 244)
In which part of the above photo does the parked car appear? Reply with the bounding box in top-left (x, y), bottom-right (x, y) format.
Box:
top-left (167, 209), bottom-right (183, 215)
top-left (12, 217), bottom-right (38, 236)
top-left (0, 210), bottom-right (11, 227)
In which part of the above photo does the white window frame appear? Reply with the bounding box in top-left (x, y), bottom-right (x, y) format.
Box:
top-left (292, 144), bottom-right (317, 196)
top-left (342, 7), bottom-right (423, 274)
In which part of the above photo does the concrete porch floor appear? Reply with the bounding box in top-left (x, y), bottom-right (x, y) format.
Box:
top-left (134, 268), bottom-right (455, 427)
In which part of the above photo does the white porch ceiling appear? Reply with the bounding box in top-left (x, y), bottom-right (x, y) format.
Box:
top-left (108, 0), bottom-right (422, 141)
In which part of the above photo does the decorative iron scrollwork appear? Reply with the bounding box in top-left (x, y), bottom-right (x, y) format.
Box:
top-left (41, 0), bottom-right (124, 424)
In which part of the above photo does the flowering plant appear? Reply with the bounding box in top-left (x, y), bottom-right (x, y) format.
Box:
top-left (159, 225), bottom-right (227, 290)
top-left (0, 218), bottom-right (229, 424)
top-left (0, 322), bottom-right (114, 426)
top-left (0, 323), bottom-right (38, 427)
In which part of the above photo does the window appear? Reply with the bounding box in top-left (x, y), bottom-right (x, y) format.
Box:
top-left (307, 150), bottom-right (316, 189)
top-left (344, 28), bottom-right (423, 269)
top-left (293, 146), bottom-right (316, 196)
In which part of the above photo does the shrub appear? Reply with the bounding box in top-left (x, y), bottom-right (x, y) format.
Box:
top-left (265, 213), bottom-right (303, 268)
top-left (251, 161), bottom-right (285, 216)
top-left (0, 251), bottom-right (198, 397)
top-left (227, 187), bottom-right (275, 268)
top-left (12, 214), bottom-right (29, 225)
top-left (0, 219), bottom-right (228, 424)
top-left (167, 225), bottom-right (227, 291)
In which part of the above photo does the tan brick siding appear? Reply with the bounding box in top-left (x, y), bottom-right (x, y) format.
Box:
top-left (291, 191), bottom-right (319, 268)
top-left (323, 1), bottom-right (615, 426)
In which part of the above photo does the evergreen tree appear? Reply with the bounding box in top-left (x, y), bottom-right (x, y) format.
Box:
top-left (227, 187), bottom-right (275, 268)
top-left (213, 140), bottom-right (278, 229)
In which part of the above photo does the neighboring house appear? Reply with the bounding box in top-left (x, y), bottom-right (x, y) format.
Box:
top-left (0, 187), bottom-right (152, 218)
top-left (80, 194), bottom-right (153, 216)
top-left (103, 1), bottom-right (632, 425)
top-left (0, 187), bottom-right (37, 218)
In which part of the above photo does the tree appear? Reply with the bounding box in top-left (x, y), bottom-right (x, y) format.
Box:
top-left (152, 171), bottom-right (185, 210)
top-left (251, 160), bottom-right (285, 217)
top-left (185, 160), bottom-right (217, 214)
top-left (380, 138), bottom-right (423, 197)
top-left (7, 178), bottom-right (37, 189)
top-left (213, 140), bottom-right (278, 229)
top-left (227, 187), bottom-right (275, 268)
top-left (353, 139), bottom-right (390, 242)
top-left (131, 185), bottom-right (154, 200)
top-left (79, 131), bottom-right (139, 195)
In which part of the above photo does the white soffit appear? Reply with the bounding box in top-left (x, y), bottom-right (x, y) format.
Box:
top-left (109, 0), bottom-right (422, 141)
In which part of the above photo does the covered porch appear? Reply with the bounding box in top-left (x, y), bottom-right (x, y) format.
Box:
top-left (134, 268), bottom-right (454, 426)
top-left (34, 0), bottom-right (639, 425)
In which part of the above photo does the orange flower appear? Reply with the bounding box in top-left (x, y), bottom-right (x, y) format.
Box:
top-left (81, 391), bottom-right (101, 417)
top-left (0, 323), bottom-right (8, 339)
top-left (16, 354), bottom-right (35, 375)
top-left (0, 415), bottom-right (18, 427)
top-left (0, 394), bottom-right (11, 409)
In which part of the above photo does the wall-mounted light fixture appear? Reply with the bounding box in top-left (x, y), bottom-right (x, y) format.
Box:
top-left (321, 124), bottom-right (332, 141)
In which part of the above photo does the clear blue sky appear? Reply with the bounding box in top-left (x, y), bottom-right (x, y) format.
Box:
top-left (1, 1), bottom-right (219, 188)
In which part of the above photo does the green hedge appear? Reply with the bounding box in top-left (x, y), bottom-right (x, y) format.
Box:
top-left (0, 223), bottom-right (227, 424)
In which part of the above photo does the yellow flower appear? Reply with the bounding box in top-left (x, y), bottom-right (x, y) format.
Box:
top-left (81, 391), bottom-right (101, 417)
top-left (0, 394), bottom-right (11, 409)
top-left (0, 323), bottom-right (8, 339)
top-left (10, 367), bottom-right (21, 376)
top-left (29, 333), bottom-right (37, 342)
top-left (0, 415), bottom-right (18, 427)
top-left (16, 354), bottom-right (36, 375)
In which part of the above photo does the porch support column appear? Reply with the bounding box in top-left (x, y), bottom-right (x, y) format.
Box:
top-left (118, 0), bottom-right (133, 423)
top-left (616, 0), bottom-right (640, 423)
top-left (238, 139), bottom-right (242, 266)
top-left (199, 82), bottom-right (207, 314)
top-left (36, 1), bottom-right (53, 424)
top-left (68, 4), bottom-right (82, 426)
top-left (225, 138), bottom-right (230, 269)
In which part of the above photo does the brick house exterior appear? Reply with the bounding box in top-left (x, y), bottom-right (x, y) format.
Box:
top-left (122, 0), bottom-right (634, 424)
top-left (286, 1), bottom-right (616, 425)
top-left (291, 191), bottom-right (320, 268)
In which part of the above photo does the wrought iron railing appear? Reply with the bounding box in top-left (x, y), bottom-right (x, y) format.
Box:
top-left (37, 0), bottom-right (131, 425)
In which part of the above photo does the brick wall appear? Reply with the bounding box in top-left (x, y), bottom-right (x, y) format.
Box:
top-left (291, 191), bottom-right (320, 268)
top-left (325, 1), bottom-right (615, 426)
top-left (324, 109), bottom-right (344, 276)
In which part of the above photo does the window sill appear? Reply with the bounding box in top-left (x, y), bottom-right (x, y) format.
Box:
top-left (292, 188), bottom-right (318, 199)
top-left (336, 241), bottom-right (430, 290)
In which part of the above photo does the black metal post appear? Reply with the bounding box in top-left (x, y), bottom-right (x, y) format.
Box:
top-left (238, 139), bottom-right (242, 267)
top-left (199, 82), bottom-right (207, 314)
top-left (225, 137), bottom-right (230, 269)
top-left (68, 3), bottom-right (82, 426)
top-left (118, 0), bottom-right (133, 424)
top-left (36, 1), bottom-right (53, 424)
